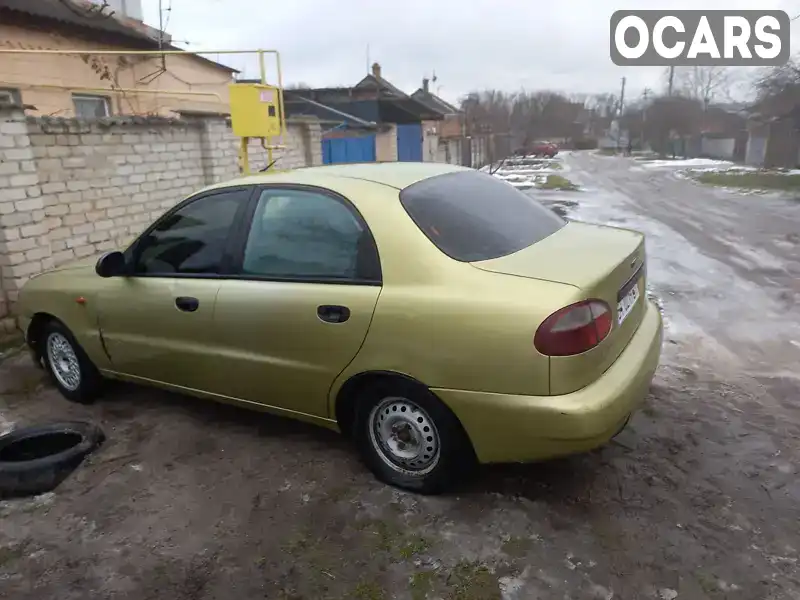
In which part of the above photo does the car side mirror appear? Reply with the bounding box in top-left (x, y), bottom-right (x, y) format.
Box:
top-left (95, 251), bottom-right (128, 278)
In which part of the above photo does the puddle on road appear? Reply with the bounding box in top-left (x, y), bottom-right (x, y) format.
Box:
top-left (543, 199), bottom-right (578, 218)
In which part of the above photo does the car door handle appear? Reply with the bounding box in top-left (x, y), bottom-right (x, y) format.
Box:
top-left (317, 305), bottom-right (350, 323)
top-left (175, 296), bottom-right (200, 312)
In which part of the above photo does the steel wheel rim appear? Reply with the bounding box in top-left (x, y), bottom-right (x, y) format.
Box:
top-left (46, 333), bottom-right (81, 392)
top-left (368, 396), bottom-right (441, 475)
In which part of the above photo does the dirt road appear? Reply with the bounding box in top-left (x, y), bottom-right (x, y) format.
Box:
top-left (1, 153), bottom-right (799, 600)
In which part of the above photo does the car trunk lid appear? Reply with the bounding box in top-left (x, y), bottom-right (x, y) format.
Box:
top-left (471, 221), bottom-right (647, 394)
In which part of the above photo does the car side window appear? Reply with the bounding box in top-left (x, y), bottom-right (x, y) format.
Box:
top-left (241, 188), bottom-right (377, 282)
top-left (134, 189), bottom-right (249, 275)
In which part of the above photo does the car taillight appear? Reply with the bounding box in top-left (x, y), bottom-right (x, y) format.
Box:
top-left (534, 300), bottom-right (612, 356)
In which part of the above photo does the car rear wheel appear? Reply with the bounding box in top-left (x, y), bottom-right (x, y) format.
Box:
top-left (354, 379), bottom-right (475, 494)
top-left (40, 321), bottom-right (102, 404)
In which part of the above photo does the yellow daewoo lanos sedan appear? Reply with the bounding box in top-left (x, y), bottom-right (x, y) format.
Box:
top-left (16, 163), bottom-right (662, 493)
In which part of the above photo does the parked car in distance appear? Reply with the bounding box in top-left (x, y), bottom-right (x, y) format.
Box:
top-left (530, 140), bottom-right (559, 157)
top-left (16, 163), bottom-right (662, 494)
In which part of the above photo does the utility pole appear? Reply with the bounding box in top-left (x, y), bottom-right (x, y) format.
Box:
top-left (667, 66), bottom-right (675, 96)
top-left (641, 87), bottom-right (651, 150)
top-left (617, 76), bottom-right (626, 151)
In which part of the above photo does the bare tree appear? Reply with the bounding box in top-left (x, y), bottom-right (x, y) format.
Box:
top-left (674, 66), bottom-right (732, 109)
top-left (756, 58), bottom-right (800, 100)
top-left (586, 93), bottom-right (619, 118)
top-left (644, 95), bottom-right (704, 156)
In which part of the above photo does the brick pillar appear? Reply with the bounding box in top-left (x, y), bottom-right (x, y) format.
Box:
top-left (0, 106), bottom-right (47, 333)
top-left (182, 115), bottom-right (238, 185)
top-left (376, 124), bottom-right (398, 161)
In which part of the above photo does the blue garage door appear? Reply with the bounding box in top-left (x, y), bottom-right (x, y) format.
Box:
top-left (322, 135), bottom-right (376, 164)
top-left (396, 123), bottom-right (423, 162)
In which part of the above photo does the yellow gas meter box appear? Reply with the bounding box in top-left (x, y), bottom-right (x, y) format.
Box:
top-left (228, 83), bottom-right (282, 138)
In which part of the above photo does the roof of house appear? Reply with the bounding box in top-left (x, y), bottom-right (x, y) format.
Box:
top-left (354, 73), bottom-right (407, 97)
top-left (286, 86), bottom-right (443, 123)
top-left (410, 88), bottom-right (460, 116)
top-left (0, 0), bottom-right (238, 73)
top-left (282, 92), bottom-right (377, 128)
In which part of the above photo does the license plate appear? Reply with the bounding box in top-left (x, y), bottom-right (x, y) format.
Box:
top-left (617, 284), bottom-right (640, 325)
top-left (617, 263), bottom-right (643, 325)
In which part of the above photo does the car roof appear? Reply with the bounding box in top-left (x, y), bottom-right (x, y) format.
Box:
top-left (207, 162), bottom-right (472, 193)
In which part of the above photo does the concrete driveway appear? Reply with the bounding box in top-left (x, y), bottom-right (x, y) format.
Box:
top-left (0, 152), bottom-right (799, 600)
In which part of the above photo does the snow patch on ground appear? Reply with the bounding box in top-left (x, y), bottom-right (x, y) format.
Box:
top-left (682, 166), bottom-right (757, 174)
top-left (641, 158), bottom-right (735, 169)
top-left (487, 156), bottom-right (569, 189)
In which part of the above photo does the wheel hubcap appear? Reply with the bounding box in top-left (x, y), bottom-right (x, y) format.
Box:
top-left (368, 397), bottom-right (440, 474)
top-left (46, 333), bottom-right (81, 392)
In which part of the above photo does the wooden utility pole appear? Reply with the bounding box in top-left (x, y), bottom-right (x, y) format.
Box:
top-left (617, 77), bottom-right (626, 151)
top-left (667, 66), bottom-right (675, 96)
top-left (641, 87), bottom-right (652, 149)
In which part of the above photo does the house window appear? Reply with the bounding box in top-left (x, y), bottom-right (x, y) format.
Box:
top-left (0, 88), bottom-right (21, 105)
top-left (73, 94), bottom-right (110, 118)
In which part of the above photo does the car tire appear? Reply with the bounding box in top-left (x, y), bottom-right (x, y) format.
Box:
top-left (0, 421), bottom-right (105, 498)
top-left (40, 320), bottom-right (102, 404)
top-left (354, 379), bottom-right (476, 494)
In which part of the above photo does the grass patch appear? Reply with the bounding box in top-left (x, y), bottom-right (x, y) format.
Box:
top-left (398, 535), bottom-right (430, 559)
top-left (445, 561), bottom-right (500, 600)
top-left (694, 171), bottom-right (800, 190)
top-left (352, 580), bottom-right (387, 600)
top-left (0, 541), bottom-right (29, 568)
top-left (501, 536), bottom-right (532, 558)
top-left (409, 570), bottom-right (436, 600)
top-left (541, 174), bottom-right (579, 191)
top-left (596, 148), bottom-right (619, 156)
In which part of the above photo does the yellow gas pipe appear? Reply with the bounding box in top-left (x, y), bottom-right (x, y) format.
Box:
top-left (0, 47), bottom-right (286, 175)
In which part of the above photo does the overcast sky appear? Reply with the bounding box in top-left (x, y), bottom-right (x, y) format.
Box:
top-left (140, 0), bottom-right (798, 105)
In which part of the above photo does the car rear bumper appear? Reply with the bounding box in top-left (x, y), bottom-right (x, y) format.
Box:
top-left (433, 299), bottom-right (663, 464)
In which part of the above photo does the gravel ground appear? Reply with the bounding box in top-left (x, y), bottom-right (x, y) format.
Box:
top-left (1, 153), bottom-right (799, 600)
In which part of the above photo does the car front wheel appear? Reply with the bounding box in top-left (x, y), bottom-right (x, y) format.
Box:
top-left (40, 321), bottom-right (102, 404)
top-left (354, 380), bottom-right (475, 494)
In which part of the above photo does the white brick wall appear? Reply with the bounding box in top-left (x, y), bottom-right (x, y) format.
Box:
top-left (0, 107), bottom-right (322, 328)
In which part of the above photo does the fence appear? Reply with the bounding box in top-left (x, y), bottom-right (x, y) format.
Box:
top-left (0, 105), bottom-right (321, 333)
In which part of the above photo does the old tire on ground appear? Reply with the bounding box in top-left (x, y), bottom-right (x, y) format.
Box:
top-left (0, 421), bottom-right (105, 498)
top-left (354, 378), bottom-right (476, 494)
top-left (40, 320), bottom-right (102, 404)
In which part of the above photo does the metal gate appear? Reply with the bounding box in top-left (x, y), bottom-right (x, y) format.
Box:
top-left (396, 123), bottom-right (423, 161)
top-left (322, 135), bottom-right (376, 164)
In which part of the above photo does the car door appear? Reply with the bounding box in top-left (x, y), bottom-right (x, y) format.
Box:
top-left (210, 186), bottom-right (382, 419)
top-left (96, 186), bottom-right (253, 391)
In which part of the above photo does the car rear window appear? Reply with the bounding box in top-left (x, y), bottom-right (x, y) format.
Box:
top-left (399, 170), bottom-right (565, 262)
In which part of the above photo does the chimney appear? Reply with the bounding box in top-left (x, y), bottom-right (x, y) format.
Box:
top-left (422, 77), bottom-right (429, 93)
top-left (371, 62), bottom-right (382, 79)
